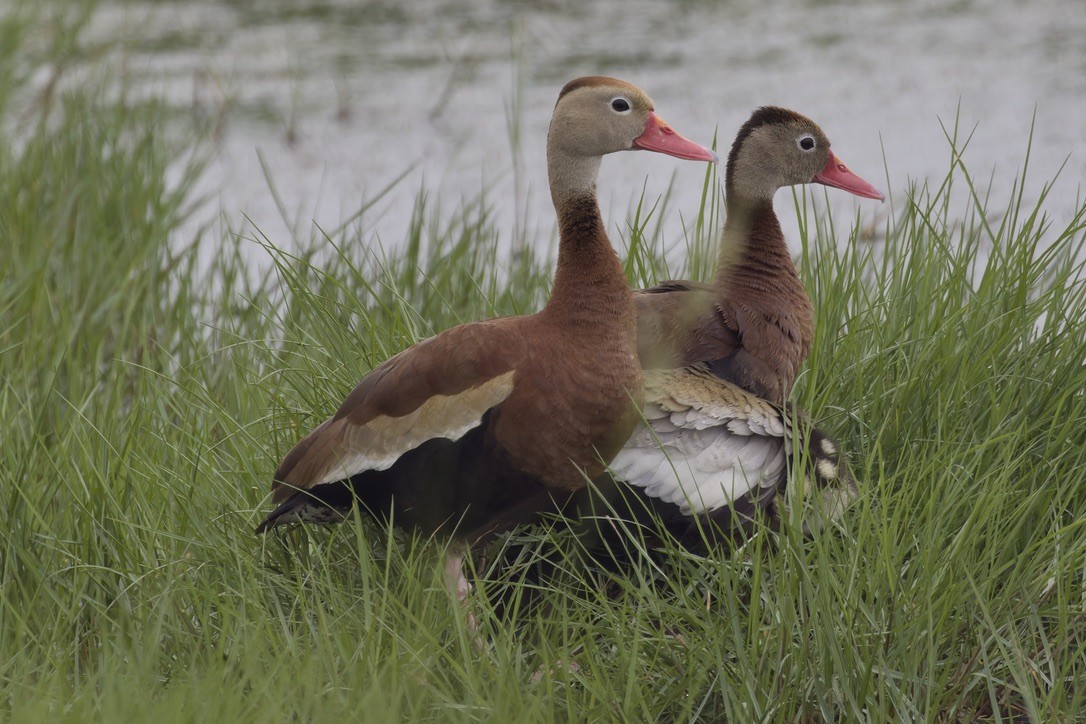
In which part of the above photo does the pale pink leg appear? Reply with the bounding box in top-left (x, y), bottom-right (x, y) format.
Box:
top-left (444, 546), bottom-right (478, 634)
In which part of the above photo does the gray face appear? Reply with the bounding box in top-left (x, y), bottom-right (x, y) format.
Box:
top-left (731, 117), bottom-right (832, 200)
top-left (548, 81), bottom-right (655, 159)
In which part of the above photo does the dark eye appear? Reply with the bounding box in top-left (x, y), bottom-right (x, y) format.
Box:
top-left (611, 97), bottom-right (631, 113)
top-left (798, 135), bottom-right (816, 151)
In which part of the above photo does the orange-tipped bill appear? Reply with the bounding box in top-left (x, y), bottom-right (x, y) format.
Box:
top-left (633, 112), bottom-right (717, 162)
top-left (813, 152), bottom-right (884, 201)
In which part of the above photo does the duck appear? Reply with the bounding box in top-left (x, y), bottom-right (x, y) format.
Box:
top-left (636, 106), bottom-right (883, 405)
top-left (599, 108), bottom-right (882, 547)
top-left (256, 77), bottom-right (716, 602)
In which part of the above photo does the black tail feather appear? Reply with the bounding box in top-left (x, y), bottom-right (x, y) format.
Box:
top-left (781, 408), bottom-right (859, 535)
top-left (254, 483), bottom-right (355, 534)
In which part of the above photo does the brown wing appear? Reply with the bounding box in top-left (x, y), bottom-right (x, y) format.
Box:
top-left (635, 281), bottom-right (796, 403)
top-left (271, 320), bottom-right (524, 502)
top-left (635, 281), bottom-right (732, 370)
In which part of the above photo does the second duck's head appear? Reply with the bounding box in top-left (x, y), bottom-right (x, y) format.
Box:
top-left (726, 106), bottom-right (883, 203)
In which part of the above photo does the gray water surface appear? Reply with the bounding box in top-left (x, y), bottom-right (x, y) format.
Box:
top-left (94, 0), bottom-right (1086, 258)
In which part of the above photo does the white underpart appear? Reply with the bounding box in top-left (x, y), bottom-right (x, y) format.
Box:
top-left (610, 399), bottom-right (790, 516)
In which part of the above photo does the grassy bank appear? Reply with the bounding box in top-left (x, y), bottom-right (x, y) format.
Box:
top-left (3, 9), bottom-right (1086, 722)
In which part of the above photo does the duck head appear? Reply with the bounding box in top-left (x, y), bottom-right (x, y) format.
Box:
top-left (726, 106), bottom-right (883, 202)
top-left (548, 76), bottom-right (716, 162)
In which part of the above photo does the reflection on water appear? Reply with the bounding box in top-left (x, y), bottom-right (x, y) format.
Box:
top-left (93, 0), bottom-right (1085, 258)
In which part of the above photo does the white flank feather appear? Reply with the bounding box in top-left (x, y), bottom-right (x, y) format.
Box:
top-left (609, 367), bottom-right (792, 516)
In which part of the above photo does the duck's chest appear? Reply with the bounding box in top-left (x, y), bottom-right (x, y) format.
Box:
top-left (491, 331), bottom-right (644, 490)
top-left (749, 290), bottom-right (814, 391)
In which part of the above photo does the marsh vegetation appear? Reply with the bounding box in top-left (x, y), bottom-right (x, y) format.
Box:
top-left (2, 4), bottom-right (1085, 721)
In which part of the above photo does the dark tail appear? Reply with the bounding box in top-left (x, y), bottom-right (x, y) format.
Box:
top-left (781, 411), bottom-right (859, 536)
top-left (254, 483), bottom-right (355, 534)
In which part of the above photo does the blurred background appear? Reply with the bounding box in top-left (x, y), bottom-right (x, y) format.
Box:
top-left (73, 0), bottom-right (1086, 256)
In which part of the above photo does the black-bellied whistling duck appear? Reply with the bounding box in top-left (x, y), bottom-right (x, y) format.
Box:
top-left (637, 107), bottom-right (883, 405)
top-left (604, 108), bottom-right (882, 544)
top-left (256, 77), bottom-right (715, 601)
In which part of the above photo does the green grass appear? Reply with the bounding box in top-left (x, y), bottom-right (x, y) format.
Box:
top-left (3, 7), bottom-right (1086, 722)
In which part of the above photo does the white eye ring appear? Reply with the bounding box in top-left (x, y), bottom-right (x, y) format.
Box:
top-left (798, 134), bottom-right (816, 151)
top-left (610, 97), bottom-right (632, 113)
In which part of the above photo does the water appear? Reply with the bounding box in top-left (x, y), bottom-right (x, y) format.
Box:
top-left (93, 0), bottom-right (1086, 260)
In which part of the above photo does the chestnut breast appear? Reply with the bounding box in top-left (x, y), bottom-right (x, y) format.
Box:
top-left (491, 310), bottom-right (644, 493)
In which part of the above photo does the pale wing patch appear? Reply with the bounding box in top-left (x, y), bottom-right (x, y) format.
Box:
top-left (306, 371), bottom-right (516, 487)
top-left (610, 367), bottom-right (790, 515)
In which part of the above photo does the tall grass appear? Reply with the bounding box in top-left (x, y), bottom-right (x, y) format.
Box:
top-left (2, 8), bottom-right (1086, 722)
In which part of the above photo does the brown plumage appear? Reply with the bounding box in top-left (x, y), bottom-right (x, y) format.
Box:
top-left (636, 107), bottom-right (884, 405)
top-left (256, 77), bottom-right (714, 594)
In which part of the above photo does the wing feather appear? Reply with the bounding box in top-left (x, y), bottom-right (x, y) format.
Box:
top-left (608, 366), bottom-right (790, 516)
top-left (271, 321), bottom-right (521, 501)
top-left (610, 364), bottom-right (859, 534)
top-left (307, 371), bottom-right (515, 486)
top-left (635, 284), bottom-right (741, 371)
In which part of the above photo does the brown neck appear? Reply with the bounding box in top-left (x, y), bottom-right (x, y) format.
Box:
top-left (715, 195), bottom-right (802, 296)
top-left (543, 194), bottom-right (633, 332)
